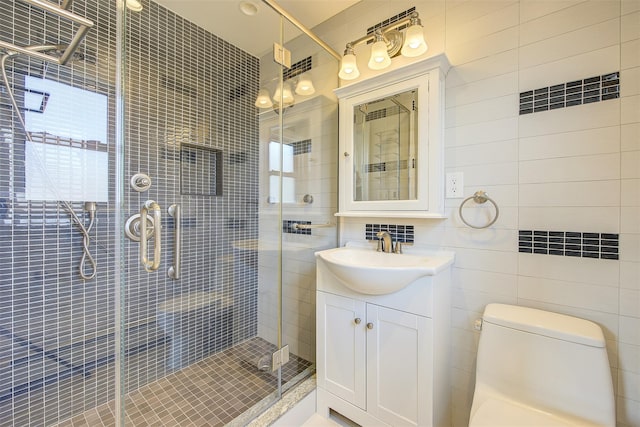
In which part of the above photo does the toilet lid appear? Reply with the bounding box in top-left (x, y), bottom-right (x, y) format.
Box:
top-left (470, 398), bottom-right (584, 426)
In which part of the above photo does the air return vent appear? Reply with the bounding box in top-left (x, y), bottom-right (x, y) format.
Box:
top-left (519, 72), bottom-right (619, 115)
top-left (518, 230), bottom-right (619, 260)
top-left (366, 7), bottom-right (416, 37)
top-left (283, 56), bottom-right (312, 80)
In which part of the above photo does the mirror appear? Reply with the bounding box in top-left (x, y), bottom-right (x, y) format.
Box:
top-left (353, 88), bottom-right (417, 202)
top-left (335, 54), bottom-right (449, 217)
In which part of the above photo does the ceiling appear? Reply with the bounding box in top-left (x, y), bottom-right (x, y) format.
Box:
top-left (152, 0), bottom-right (360, 58)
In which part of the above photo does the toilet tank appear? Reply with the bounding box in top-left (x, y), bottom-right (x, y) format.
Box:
top-left (475, 304), bottom-right (615, 426)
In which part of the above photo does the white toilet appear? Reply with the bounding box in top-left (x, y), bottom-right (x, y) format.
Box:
top-left (469, 303), bottom-right (615, 426)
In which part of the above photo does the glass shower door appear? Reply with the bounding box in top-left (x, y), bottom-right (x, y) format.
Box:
top-left (256, 17), bottom-right (339, 396)
top-left (117, 1), bottom-right (339, 424)
top-left (117, 1), bottom-right (285, 425)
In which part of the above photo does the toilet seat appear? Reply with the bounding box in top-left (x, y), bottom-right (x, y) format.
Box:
top-left (469, 397), bottom-right (601, 427)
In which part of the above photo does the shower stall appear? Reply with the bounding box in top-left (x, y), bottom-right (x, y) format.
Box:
top-left (0, 0), bottom-right (338, 424)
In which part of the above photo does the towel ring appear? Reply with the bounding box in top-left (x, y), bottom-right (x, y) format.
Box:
top-left (459, 191), bottom-right (499, 229)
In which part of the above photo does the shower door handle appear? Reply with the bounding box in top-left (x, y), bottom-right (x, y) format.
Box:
top-left (139, 200), bottom-right (162, 272)
top-left (167, 203), bottom-right (180, 280)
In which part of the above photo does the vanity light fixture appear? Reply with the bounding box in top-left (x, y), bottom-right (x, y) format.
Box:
top-left (255, 74), bottom-right (315, 111)
top-left (338, 11), bottom-right (428, 80)
top-left (294, 73), bottom-right (315, 96)
top-left (338, 44), bottom-right (359, 80)
top-left (272, 81), bottom-right (295, 105)
top-left (368, 31), bottom-right (392, 70)
top-left (401, 13), bottom-right (428, 57)
top-left (254, 89), bottom-right (273, 108)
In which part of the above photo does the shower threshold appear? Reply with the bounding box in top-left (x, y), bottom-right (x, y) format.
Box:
top-left (57, 337), bottom-right (313, 426)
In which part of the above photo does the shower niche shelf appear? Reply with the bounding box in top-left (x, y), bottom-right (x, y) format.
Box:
top-left (180, 144), bottom-right (223, 197)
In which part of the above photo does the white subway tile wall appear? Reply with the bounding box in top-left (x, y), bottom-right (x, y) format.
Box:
top-left (323, 0), bottom-right (639, 425)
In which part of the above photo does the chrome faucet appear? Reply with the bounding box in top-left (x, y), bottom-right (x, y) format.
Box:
top-left (376, 231), bottom-right (392, 253)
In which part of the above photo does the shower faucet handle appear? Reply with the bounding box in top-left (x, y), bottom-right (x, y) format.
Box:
top-left (130, 173), bottom-right (152, 192)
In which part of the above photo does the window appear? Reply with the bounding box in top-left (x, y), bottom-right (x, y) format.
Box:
top-left (268, 141), bottom-right (295, 204)
top-left (23, 76), bottom-right (108, 202)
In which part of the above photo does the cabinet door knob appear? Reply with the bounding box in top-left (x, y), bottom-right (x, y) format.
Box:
top-left (367, 322), bottom-right (374, 329)
top-left (344, 152), bottom-right (350, 157)
top-left (354, 318), bottom-right (361, 324)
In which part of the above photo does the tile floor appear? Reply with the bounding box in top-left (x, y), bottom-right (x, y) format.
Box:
top-left (57, 338), bottom-right (312, 426)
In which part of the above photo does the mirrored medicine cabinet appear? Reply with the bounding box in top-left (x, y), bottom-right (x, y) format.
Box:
top-left (335, 54), bottom-right (449, 218)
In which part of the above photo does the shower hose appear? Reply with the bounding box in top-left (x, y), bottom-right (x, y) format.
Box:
top-left (1, 46), bottom-right (97, 280)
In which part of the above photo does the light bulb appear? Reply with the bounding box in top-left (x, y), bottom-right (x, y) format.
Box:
top-left (254, 89), bottom-right (273, 108)
top-left (338, 52), bottom-right (360, 80)
top-left (401, 21), bottom-right (428, 58)
top-left (368, 39), bottom-right (391, 70)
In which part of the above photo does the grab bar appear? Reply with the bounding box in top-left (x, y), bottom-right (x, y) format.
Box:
top-left (139, 200), bottom-right (161, 272)
top-left (0, 0), bottom-right (94, 65)
top-left (167, 204), bottom-right (180, 280)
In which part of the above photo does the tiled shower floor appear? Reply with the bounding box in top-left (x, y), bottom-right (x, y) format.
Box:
top-left (57, 338), bottom-right (313, 426)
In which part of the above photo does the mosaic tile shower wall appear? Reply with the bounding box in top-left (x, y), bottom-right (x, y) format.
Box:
top-left (0, 0), bottom-right (260, 425)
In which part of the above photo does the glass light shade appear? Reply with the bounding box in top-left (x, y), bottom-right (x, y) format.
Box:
top-left (254, 89), bottom-right (273, 108)
top-left (273, 82), bottom-right (294, 105)
top-left (338, 53), bottom-right (360, 80)
top-left (401, 24), bottom-right (428, 57)
top-left (295, 75), bottom-right (315, 96)
top-left (368, 40), bottom-right (391, 70)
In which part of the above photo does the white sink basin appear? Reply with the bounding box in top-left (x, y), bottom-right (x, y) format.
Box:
top-left (316, 246), bottom-right (448, 295)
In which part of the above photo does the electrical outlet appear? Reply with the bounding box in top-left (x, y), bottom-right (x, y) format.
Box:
top-left (446, 172), bottom-right (464, 198)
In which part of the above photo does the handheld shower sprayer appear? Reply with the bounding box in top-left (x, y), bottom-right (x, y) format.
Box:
top-left (63, 200), bottom-right (98, 280)
top-left (78, 201), bottom-right (98, 280)
top-left (84, 201), bottom-right (97, 214)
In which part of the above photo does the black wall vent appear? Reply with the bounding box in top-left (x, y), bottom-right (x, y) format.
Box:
top-left (519, 72), bottom-right (619, 115)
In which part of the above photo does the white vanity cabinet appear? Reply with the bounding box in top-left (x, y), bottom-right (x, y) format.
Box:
top-left (315, 246), bottom-right (453, 427)
top-left (317, 292), bottom-right (433, 426)
top-left (317, 292), bottom-right (366, 409)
